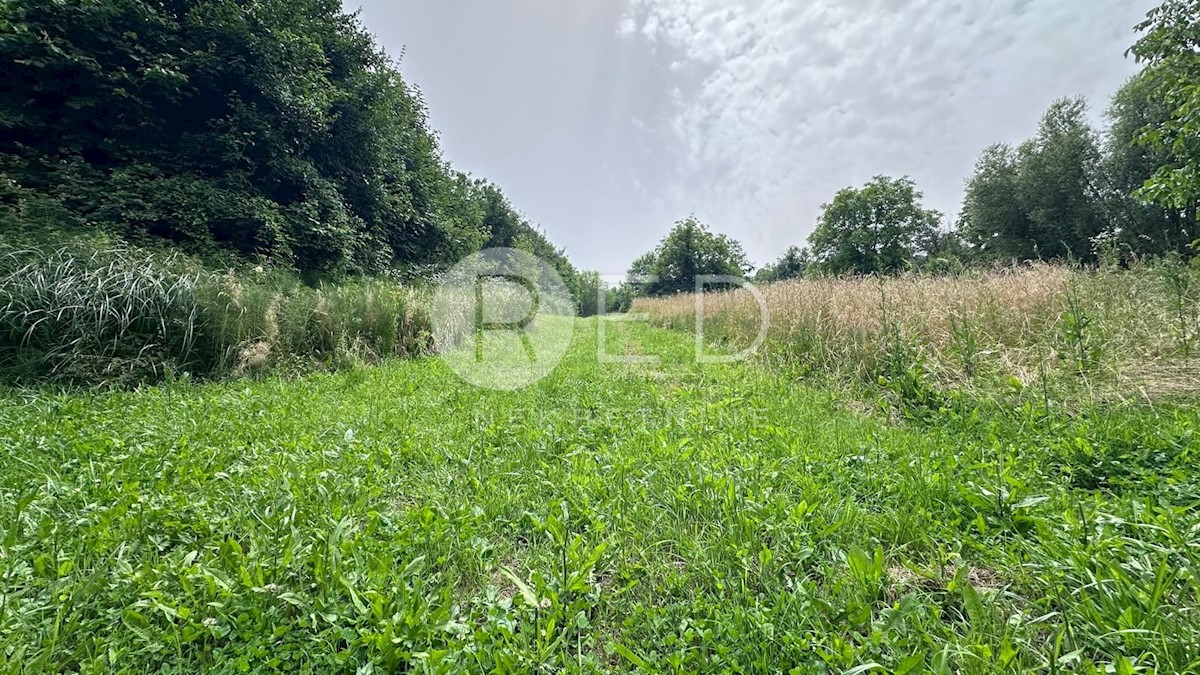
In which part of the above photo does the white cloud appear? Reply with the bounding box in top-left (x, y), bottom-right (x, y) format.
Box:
top-left (642, 13), bottom-right (661, 40)
top-left (618, 0), bottom-right (1148, 264)
top-left (616, 15), bottom-right (638, 37)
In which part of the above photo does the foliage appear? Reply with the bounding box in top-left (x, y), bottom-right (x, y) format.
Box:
top-left (1017, 98), bottom-right (1108, 262)
top-left (1103, 73), bottom-right (1195, 257)
top-left (807, 176), bottom-right (942, 275)
top-left (625, 251), bottom-right (658, 288)
top-left (960, 144), bottom-right (1031, 261)
top-left (916, 226), bottom-right (971, 273)
top-left (755, 245), bottom-right (812, 283)
top-left (1130, 0), bottom-right (1200, 214)
top-left (0, 0), bottom-right (575, 280)
top-left (0, 245), bottom-right (207, 382)
top-left (472, 182), bottom-right (585, 308)
top-left (961, 99), bottom-right (1107, 263)
top-left (627, 217), bottom-right (751, 296)
top-left (601, 282), bottom-right (636, 314)
top-left (573, 271), bottom-right (605, 317)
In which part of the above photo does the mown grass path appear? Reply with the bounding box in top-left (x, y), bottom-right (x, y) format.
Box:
top-left (1, 319), bottom-right (1198, 673)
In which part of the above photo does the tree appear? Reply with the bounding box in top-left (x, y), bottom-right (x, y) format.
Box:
top-left (573, 270), bottom-right (605, 317)
top-left (807, 176), bottom-right (941, 275)
top-left (604, 282), bottom-right (636, 313)
top-left (961, 99), bottom-right (1107, 263)
top-left (625, 251), bottom-right (658, 294)
top-left (474, 181), bottom-right (577, 282)
top-left (1015, 98), bottom-right (1107, 261)
top-left (961, 144), bottom-right (1035, 260)
top-left (626, 252), bottom-right (656, 282)
top-left (1104, 72), bottom-right (1194, 256)
top-left (917, 225), bottom-right (971, 272)
top-left (628, 217), bottom-right (751, 296)
top-left (0, 0), bottom-right (574, 277)
top-left (1130, 0), bottom-right (1200, 218)
top-left (756, 246), bottom-right (811, 283)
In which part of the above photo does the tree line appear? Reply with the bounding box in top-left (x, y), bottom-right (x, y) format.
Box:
top-left (628, 0), bottom-right (1199, 296)
top-left (0, 0), bottom-right (597, 305)
top-left (4, 0), bottom-right (1195, 315)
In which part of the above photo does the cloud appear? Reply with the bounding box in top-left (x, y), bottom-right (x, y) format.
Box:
top-left (618, 0), bottom-right (1146, 264)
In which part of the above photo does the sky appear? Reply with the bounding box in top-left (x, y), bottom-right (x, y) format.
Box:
top-left (348, 0), bottom-right (1150, 275)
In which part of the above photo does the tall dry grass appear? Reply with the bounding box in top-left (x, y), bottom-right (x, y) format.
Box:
top-left (633, 262), bottom-right (1200, 396)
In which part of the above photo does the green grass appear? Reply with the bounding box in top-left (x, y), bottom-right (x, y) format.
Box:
top-left (1, 318), bottom-right (1198, 673)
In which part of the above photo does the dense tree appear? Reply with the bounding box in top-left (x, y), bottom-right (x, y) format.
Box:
top-left (625, 252), bottom-right (657, 285)
top-left (1130, 0), bottom-right (1200, 217)
top-left (755, 246), bottom-right (812, 283)
top-left (961, 99), bottom-right (1106, 262)
top-left (960, 145), bottom-right (1033, 260)
top-left (622, 250), bottom-right (659, 300)
top-left (0, 0), bottom-right (574, 278)
top-left (1016, 98), bottom-right (1107, 261)
top-left (604, 282), bottom-right (636, 313)
top-left (807, 176), bottom-right (941, 275)
top-left (1104, 73), bottom-right (1194, 256)
top-left (465, 180), bottom-right (588, 308)
top-left (917, 226), bottom-right (971, 271)
top-left (572, 271), bottom-right (606, 317)
top-left (629, 217), bottom-right (751, 296)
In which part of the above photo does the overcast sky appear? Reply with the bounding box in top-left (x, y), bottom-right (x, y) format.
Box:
top-left (349, 0), bottom-right (1149, 275)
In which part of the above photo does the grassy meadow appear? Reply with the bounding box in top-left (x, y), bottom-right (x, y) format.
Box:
top-left (2, 293), bottom-right (1199, 671)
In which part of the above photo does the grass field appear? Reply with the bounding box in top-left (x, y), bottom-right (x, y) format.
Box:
top-left (633, 263), bottom-right (1200, 398)
top-left (2, 316), bottom-right (1198, 673)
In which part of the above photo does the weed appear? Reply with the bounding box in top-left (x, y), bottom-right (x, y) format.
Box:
top-left (635, 263), bottom-right (1200, 400)
top-left (948, 311), bottom-right (980, 378)
top-left (1058, 284), bottom-right (1102, 375)
top-left (1158, 253), bottom-right (1199, 357)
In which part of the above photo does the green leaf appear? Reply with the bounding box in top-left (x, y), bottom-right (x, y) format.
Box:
top-left (612, 642), bottom-right (651, 670)
top-left (499, 567), bottom-right (538, 608)
top-left (842, 664), bottom-right (885, 675)
top-left (961, 577), bottom-right (987, 626)
top-left (895, 654), bottom-right (925, 675)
